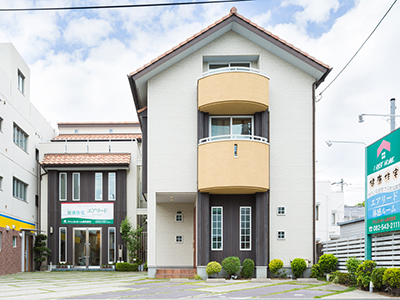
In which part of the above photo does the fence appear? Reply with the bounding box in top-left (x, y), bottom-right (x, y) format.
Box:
top-left (138, 231), bottom-right (147, 263)
top-left (322, 231), bottom-right (400, 270)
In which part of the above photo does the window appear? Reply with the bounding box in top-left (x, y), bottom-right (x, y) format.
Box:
top-left (59, 173), bottom-right (67, 201)
top-left (175, 235), bottom-right (183, 243)
top-left (59, 227), bottom-right (67, 263)
top-left (13, 123), bottom-right (28, 151)
top-left (331, 213), bottom-right (336, 225)
top-left (210, 116), bottom-right (253, 140)
top-left (108, 227), bottom-right (116, 264)
top-left (208, 62), bottom-right (251, 70)
top-left (240, 207), bottom-right (251, 250)
top-left (0, 116), bottom-right (3, 131)
top-left (0, 176), bottom-right (3, 190)
top-left (315, 205), bottom-right (319, 221)
top-left (13, 236), bottom-right (17, 247)
top-left (175, 214), bottom-right (183, 222)
top-left (277, 206), bottom-right (285, 215)
top-left (211, 207), bottom-right (223, 250)
top-left (108, 173), bottom-right (116, 200)
top-left (13, 177), bottom-right (27, 201)
top-left (72, 173), bottom-right (80, 201)
top-left (95, 173), bottom-right (102, 201)
top-left (277, 231), bottom-right (286, 240)
top-left (18, 70), bottom-right (25, 94)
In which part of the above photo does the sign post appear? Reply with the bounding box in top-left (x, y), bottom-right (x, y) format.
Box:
top-left (366, 128), bottom-right (400, 259)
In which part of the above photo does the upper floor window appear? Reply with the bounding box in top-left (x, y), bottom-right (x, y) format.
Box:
top-left (108, 173), bottom-right (116, 200)
top-left (0, 176), bottom-right (3, 190)
top-left (13, 123), bottom-right (28, 151)
top-left (210, 116), bottom-right (253, 140)
top-left (18, 70), bottom-right (25, 94)
top-left (0, 116), bottom-right (3, 132)
top-left (59, 173), bottom-right (67, 201)
top-left (13, 177), bottom-right (27, 202)
top-left (72, 173), bottom-right (80, 201)
top-left (95, 173), bottom-right (102, 201)
top-left (208, 62), bottom-right (251, 70)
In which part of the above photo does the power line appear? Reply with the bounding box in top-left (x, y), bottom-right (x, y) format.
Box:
top-left (0, 0), bottom-right (252, 12)
top-left (318, 0), bottom-right (397, 98)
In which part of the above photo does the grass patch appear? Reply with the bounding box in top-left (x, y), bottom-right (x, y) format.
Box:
top-left (314, 286), bottom-right (357, 298)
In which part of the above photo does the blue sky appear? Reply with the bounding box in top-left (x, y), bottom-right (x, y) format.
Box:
top-left (1, 0), bottom-right (399, 201)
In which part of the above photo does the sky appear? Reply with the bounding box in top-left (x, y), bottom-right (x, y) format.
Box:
top-left (1, 0), bottom-right (399, 204)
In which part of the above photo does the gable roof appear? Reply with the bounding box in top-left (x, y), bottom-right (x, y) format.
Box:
top-left (41, 153), bottom-right (131, 167)
top-left (128, 7), bottom-right (331, 112)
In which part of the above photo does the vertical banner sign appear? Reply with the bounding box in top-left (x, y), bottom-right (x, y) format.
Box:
top-left (61, 203), bottom-right (114, 224)
top-left (366, 128), bottom-right (400, 234)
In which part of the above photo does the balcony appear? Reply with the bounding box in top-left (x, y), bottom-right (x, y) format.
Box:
top-left (198, 136), bottom-right (269, 194)
top-left (198, 68), bottom-right (269, 115)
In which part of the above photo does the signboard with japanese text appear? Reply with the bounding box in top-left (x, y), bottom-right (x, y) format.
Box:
top-left (61, 203), bottom-right (114, 224)
top-left (366, 128), bottom-right (400, 234)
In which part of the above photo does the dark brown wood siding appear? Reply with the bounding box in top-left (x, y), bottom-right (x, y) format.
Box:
top-left (47, 169), bottom-right (127, 266)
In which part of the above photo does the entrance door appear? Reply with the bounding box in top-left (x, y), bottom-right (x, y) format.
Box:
top-left (24, 235), bottom-right (33, 271)
top-left (73, 228), bottom-right (101, 268)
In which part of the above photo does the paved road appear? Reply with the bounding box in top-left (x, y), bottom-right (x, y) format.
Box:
top-left (0, 271), bottom-right (391, 300)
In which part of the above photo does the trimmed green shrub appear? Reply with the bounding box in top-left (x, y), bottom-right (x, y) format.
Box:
top-left (241, 259), bottom-right (255, 278)
top-left (383, 268), bottom-right (400, 288)
top-left (144, 261), bottom-right (148, 271)
top-left (318, 254), bottom-right (338, 274)
top-left (269, 259), bottom-right (284, 276)
top-left (221, 256), bottom-right (241, 277)
top-left (310, 263), bottom-right (323, 278)
top-left (330, 271), bottom-right (351, 285)
top-left (116, 262), bottom-right (138, 271)
top-left (355, 260), bottom-right (377, 290)
top-left (206, 261), bottom-right (222, 276)
top-left (371, 267), bottom-right (386, 291)
top-left (345, 257), bottom-right (362, 285)
top-left (291, 258), bottom-right (307, 278)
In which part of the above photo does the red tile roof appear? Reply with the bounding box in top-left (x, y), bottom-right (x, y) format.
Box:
top-left (52, 134), bottom-right (141, 141)
top-left (129, 7), bottom-right (330, 77)
top-left (41, 153), bottom-right (131, 166)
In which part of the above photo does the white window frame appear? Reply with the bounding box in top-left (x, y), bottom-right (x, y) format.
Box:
top-left (18, 70), bottom-right (25, 94)
top-left (208, 61), bottom-right (251, 70)
top-left (209, 116), bottom-right (254, 138)
top-left (240, 206), bottom-right (251, 251)
top-left (108, 227), bottom-right (116, 264)
top-left (211, 206), bottom-right (223, 251)
top-left (13, 236), bottom-right (17, 247)
top-left (175, 235), bottom-right (183, 243)
top-left (13, 123), bottom-right (28, 152)
top-left (72, 173), bottom-right (80, 201)
top-left (331, 212), bottom-right (336, 225)
top-left (277, 206), bottom-right (286, 216)
top-left (277, 230), bottom-right (286, 240)
top-left (13, 177), bottom-right (28, 202)
top-left (108, 173), bottom-right (116, 201)
top-left (59, 227), bottom-right (67, 263)
top-left (95, 173), bottom-right (102, 201)
top-left (59, 173), bottom-right (67, 201)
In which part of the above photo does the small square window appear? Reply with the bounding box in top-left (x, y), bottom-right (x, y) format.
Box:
top-left (109, 129), bottom-right (113, 133)
top-left (277, 206), bottom-right (285, 215)
top-left (13, 236), bottom-right (17, 247)
top-left (175, 235), bottom-right (183, 243)
top-left (175, 213), bottom-right (183, 222)
top-left (74, 129), bottom-right (78, 133)
top-left (0, 176), bottom-right (3, 190)
top-left (277, 231), bottom-right (286, 240)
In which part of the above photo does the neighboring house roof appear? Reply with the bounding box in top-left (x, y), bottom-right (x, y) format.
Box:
top-left (58, 122), bottom-right (139, 126)
top-left (41, 153), bottom-right (131, 167)
top-left (337, 217), bottom-right (365, 226)
top-left (52, 134), bottom-right (141, 141)
top-left (128, 7), bottom-right (332, 112)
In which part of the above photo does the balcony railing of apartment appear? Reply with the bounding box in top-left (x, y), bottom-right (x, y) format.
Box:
top-left (198, 135), bottom-right (269, 145)
top-left (199, 67), bottom-right (270, 79)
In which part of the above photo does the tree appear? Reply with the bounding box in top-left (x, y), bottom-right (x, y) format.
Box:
top-left (33, 234), bottom-right (51, 271)
top-left (120, 217), bottom-right (143, 263)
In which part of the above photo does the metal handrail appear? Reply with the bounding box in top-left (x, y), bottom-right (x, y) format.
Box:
top-left (199, 67), bottom-right (270, 79)
top-left (198, 135), bottom-right (269, 145)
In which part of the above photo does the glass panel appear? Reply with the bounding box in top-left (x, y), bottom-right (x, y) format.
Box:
top-left (240, 207), bottom-right (251, 250)
top-left (59, 173), bottom-right (66, 200)
top-left (211, 118), bottom-right (230, 140)
top-left (95, 173), bottom-right (102, 200)
top-left (74, 229), bottom-right (86, 266)
top-left (209, 63), bottom-right (228, 70)
top-left (89, 229), bottom-right (101, 266)
top-left (73, 173), bottom-right (80, 200)
top-left (108, 228), bottom-right (115, 264)
top-left (230, 62), bottom-right (250, 68)
top-left (232, 118), bottom-right (252, 136)
top-left (60, 228), bottom-right (66, 262)
top-left (109, 173), bottom-right (116, 200)
top-left (211, 207), bottom-right (222, 250)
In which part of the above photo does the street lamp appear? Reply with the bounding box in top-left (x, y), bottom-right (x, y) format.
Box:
top-left (359, 98), bottom-right (400, 132)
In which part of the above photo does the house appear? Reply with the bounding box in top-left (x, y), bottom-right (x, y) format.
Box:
top-left (0, 43), bottom-right (56, 275)
top-left (39, 122), bottom-right (143, 269)
top-left (128, 8), bottom-right (331, 278)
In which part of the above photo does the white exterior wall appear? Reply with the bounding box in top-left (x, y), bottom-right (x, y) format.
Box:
top-left (146, 30), bottom-right (316, 268)
top-left (0, 43), bottom-right (55, 231)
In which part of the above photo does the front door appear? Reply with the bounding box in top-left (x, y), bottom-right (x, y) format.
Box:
top-left (73, 228), bottom-right (101, 268)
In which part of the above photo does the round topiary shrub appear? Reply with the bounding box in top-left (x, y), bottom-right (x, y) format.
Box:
top-left (269, 259), bottom-right (284, 276)
top-left (371, 267), bottom-right (387, 291)
top-left (221, 256), bottom-right (241, 277)
top-left (206, 261), bottom-right (222, 277)
top-left (318, 254), bottom-right (338, 274)
top-left (355, 260), bottom-right (377, 290)
top-left (241, 258), bottom-right (255, 278)
top-left (291, 258), bottom-right (307, 278)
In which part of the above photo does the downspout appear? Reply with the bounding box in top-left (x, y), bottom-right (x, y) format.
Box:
top-left (312, 81), bottom-right (317, 265)
top-left (39, 166), bottom-right (48, 232)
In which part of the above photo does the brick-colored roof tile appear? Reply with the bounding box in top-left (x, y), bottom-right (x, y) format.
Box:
top-left (41, 153), bottom-right (131, 166)
top-left (52, 134), bottom-right (141, 141)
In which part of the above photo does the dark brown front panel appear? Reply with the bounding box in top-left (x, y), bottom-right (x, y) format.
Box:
top-left (47, 170), bottom-right (127, 265)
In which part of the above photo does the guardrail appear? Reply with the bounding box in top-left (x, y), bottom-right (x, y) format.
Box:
top-left (198, 135), bottom-right (269, 145)
top-left (199, 67), bottom-right (270, 79)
